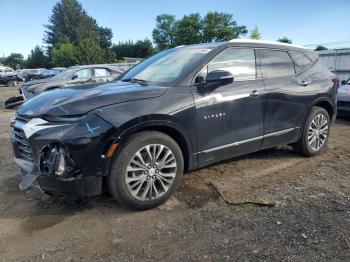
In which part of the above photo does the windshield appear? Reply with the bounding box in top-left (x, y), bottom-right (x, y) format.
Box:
top-left (121, 47), bottom-right (213, 84)
top-left (52, 67), bottom-right (77, 79)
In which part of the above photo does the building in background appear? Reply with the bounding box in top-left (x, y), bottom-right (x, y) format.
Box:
top-left (317, 48), bottom-right (350, 81)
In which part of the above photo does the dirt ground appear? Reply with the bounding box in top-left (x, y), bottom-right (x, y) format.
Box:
top-left (0, 85), bottom-right (349, 262)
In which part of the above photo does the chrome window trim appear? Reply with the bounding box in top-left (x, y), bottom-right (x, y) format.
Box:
top-left (199, 127), bottom-right (299, 154)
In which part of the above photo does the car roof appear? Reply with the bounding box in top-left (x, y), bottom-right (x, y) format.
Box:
top-left (178, 39), bottom-right (309, 51)
top-left (177, 39), bottom-right (317, 60)
top-left (228, 39), bottom-right (306, 50)
top-left (67, 64), bottom-right (123, 71)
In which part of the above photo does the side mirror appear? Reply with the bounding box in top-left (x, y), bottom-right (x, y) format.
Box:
top-left (206, 70), bottom-right (233, 85)
top-left (71, 74), bottom-right (78, 80)
top-left (200, 70), bottom-right (234, 92)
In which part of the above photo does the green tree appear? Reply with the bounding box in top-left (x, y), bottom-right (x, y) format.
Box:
top-left (134, 39), bottom-right (155, 58)
top-left (3, 53), bottom-right (25, 69)
top-left (51, 41), bottom-right (78, 67)
top-left (152, 14), bottom-right (177, 50)
top-left (202, 12), bottom-right (247, 42)
top-left (26, 46), bottom-right (50, 68)
top-left (250, 25), bottom-right (261, 40)
top-left (277, 37), bottom-right (292, 44)
top-left (174, 13), bottom-right (203, 45)
top-left (111, 39), bottom-right (154, 60)
top-left (76, 37), bottom-right (104, 64)
top-left (314, 45), bottom-right (328, 51)
top-left (44, 0), bottom-right (98, 49)
top-left (98, 26), bottom-right (115, 62)
top-left (44, 0), bottom-right (110, 63)
top-left (98, 27), bottom-right (113, 50)
top-left (112, 40), bottom-right (134, 60)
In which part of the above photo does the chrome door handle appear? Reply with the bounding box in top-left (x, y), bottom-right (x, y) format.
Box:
top-left (300, 80), bottom-right (309, 86)
top-left (250, 90), bottom-right (260, 97)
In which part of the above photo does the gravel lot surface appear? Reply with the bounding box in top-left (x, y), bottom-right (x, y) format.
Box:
top-left (0, 85), bottom-right (349, 261)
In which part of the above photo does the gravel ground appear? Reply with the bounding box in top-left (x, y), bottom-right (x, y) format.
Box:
top-left (0, 85), bottom-right (349, 262)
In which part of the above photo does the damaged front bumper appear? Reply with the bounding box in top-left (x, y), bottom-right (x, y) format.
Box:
top-left (11, 112), bottom-right (115, 197)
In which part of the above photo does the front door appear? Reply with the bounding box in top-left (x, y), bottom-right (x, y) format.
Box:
top-left (68, 68), bottom-right (94, 86)
top-left (191, 47), bottom-right (265, 167)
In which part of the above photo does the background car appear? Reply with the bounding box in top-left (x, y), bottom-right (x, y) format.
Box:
top-left (20, 64), bottom-right (123, 100)
top-left (0, 72), bottom-right (20, 87)
top-left (19, 68), bottom-right (46, 82)
top-left (40, 67), bottom-right (66, 79)
top-left (0, 66), bottom-right (14, 76)
top-left (337, 78), bottom-right (350, 117)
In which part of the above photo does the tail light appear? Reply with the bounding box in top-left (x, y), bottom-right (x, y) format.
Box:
top-left (332, 77), bottom-right (340, 89)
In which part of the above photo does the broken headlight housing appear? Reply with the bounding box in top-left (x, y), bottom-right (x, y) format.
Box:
top-left (39, 144), bottom-right (80, 179)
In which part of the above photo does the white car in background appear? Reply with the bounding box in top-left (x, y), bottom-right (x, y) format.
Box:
top-left (337, 78), bottom-right (350, 117)
top-left (0, 66), bottom-right (14, 76)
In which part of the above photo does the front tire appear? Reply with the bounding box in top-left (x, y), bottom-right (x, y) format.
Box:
top-left (8, 80), bottom-right (18, 87)
top-left (107, 131), bottom-right (184, 210)
top-left (293, 106), bottom-right (330, 156)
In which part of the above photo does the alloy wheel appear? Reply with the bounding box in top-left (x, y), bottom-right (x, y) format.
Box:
top-left (307, 113), bottom-right (329, 151)
top-left (125, 144), bottom-right (177, 201)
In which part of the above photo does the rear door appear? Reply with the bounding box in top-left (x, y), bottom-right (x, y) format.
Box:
top-left (258, 49), bottom-right (313, 148)
top-left (192, 47), bottom-right (265, 166)
top-left (94, 67), bottom-right (113, 83)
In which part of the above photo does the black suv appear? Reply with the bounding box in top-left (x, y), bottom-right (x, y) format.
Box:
top-left (11, 40), bottom-right (338, 210)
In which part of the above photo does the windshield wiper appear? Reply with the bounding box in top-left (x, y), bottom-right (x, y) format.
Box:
top-left (123, 78), bottom-right (149, 86)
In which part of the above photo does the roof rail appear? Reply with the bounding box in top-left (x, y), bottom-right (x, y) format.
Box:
top-left (228, 39), bottom-right (306, 49)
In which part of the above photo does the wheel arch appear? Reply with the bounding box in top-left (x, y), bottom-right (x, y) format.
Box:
top-left (297, 97), bottom-right (335, 141)
top-left (311, 97), bottom-right (336, 121)
top-left (107, 119), bottom-right (195, 172)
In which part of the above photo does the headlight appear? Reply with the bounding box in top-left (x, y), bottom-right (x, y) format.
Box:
top-left (56, 153), bottom-right (66, 176)
top-left (39, 144), bottom-right (79, 178)
top-left (42, 114), bottom-right (86, 123)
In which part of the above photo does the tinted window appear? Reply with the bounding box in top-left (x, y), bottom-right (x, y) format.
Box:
top-left (75, 68), bottom-right (92, 78)
top-left (208, 48), bottom-right (256, 81)
top-left (260, 49), bottom-right (295, 78)
top-left (289, 51), bottom-right (311, 72)
top-left (95, 68), bottom-right (111, 77)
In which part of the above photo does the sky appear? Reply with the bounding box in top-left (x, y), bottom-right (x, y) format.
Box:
top-left (0, 0), bottom-right (349, 57)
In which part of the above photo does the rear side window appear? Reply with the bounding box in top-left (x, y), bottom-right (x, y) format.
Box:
top-left (95, 68), bottom-right (111, 77)
top-left (260, 49), bottom-right (295, 78)
top-left (208, 48), bottom-right (256, 81)
top-left (75, 68), bottom-right (92, 78)
top-left (289, 51), bottom-right (311, 72)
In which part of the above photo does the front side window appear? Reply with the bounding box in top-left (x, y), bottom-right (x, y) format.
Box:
top-left (121, 47), bottom-right (213, 84)
top-left (260, 49), bottom-right (295, 78)
top-left (75, 68), bottom-right (92, 78)
top-left (289, 51), bottom-right (311, 72)
top-left (95, 68), bottom-right (111, 77)
top-left (208, 48), bottom-right (256, 81)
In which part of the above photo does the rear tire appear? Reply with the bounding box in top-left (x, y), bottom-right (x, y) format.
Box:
top-left (293, 106), bottom-right (330, 156)
top-left (107, 131), bottom-right (184, 210)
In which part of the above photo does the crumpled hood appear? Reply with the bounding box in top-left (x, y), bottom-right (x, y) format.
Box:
top-left (337, 85), bottom-right (350, 102)
top-left (17, 81), bottom-right (167, 118)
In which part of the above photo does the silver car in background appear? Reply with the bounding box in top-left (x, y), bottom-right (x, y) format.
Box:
top-left (337, 78), bottom-right (350, 117)
top-left (20, 64), bottom-right (123, 100)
